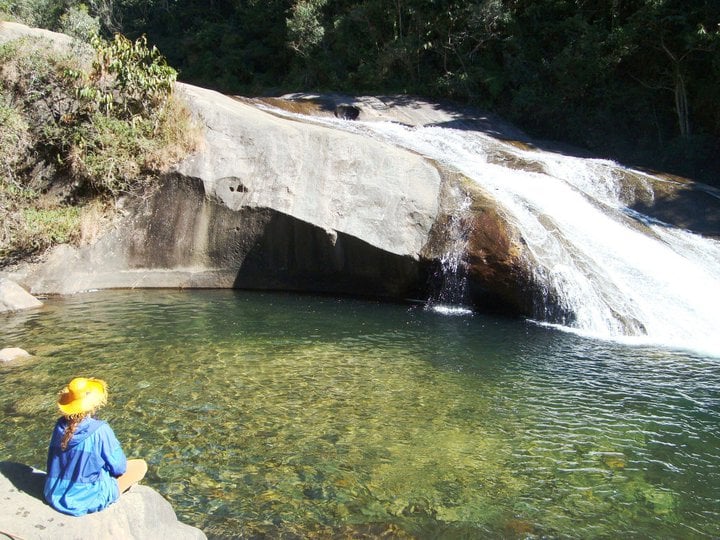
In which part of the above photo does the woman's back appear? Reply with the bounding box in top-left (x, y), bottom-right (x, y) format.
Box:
top-left (44, 415), bottom-right (127, 516)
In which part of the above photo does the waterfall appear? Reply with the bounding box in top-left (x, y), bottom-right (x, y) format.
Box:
top-left (425, 193), bottom-right (473, 316)
top-left (257, 103), bottom-right (720, 355)
top-left (358, 123), bottom-right (720, 354)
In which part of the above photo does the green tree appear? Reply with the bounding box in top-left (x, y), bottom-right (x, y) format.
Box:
top-left (624, 0), bottom-right (720, 139)
top-left (287, 0), bottom-right (327, 57)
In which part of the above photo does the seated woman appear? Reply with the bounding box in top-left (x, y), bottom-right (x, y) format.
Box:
top-left (44, 377), bottom-right (148, 516)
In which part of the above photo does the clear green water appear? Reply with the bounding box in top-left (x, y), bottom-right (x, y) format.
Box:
top-left (1, 290), bottom-right (719, 539)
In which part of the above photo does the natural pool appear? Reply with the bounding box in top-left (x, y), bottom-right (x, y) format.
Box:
top-left (1, 290), bottom-right (719, 538)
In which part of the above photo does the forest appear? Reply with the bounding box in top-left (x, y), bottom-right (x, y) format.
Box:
top-left (3, 0), bottom-right (719, 186)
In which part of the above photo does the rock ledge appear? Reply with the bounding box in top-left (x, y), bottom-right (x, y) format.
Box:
top-left (0, 462), bottom-right (206, 540)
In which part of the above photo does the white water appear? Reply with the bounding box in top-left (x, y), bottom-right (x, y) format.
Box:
top-left (425, 193), bottom-right (474, 316)
top-left (258, 105), bottom-right (720, 355)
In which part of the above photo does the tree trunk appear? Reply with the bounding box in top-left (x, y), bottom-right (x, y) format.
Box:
top-left (674, 69), bottom-right (690, 138)
top-left (662, 40), bottom-right (691, 139)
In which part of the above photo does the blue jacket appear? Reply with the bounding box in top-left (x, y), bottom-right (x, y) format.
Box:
top-left (44, 417), bottom-right (127, 516)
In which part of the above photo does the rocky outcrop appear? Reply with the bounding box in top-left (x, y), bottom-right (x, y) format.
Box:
top-left (0, 278), bottom-right (43, 313)
top-left (0, 22), bottom-right (565, 315)
top-left (0, 462), bottom-right (206, 540)
top-left (8, 82), bottom-right (451, 302)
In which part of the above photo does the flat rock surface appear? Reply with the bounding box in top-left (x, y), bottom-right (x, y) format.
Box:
top-left (0, 462), bottom-right (206, 540)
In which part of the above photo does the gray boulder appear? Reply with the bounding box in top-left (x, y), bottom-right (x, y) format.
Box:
top-left (0, 279), bottom-right (43, 313)
top-left (0, 462), bottom-right (206, 540)
top-left (0, 20), bottom-right (527, 310)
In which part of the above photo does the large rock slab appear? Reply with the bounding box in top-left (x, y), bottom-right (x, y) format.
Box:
top-left (1, 16), bottom-right (449, 299)
top-left (0, 278), bottom-right (43, 313)
top-left (3, 21), bottom-right (720, 319)
top-left (0, 462), bottom-right (206, 540)
top-left (8, 82), bottom-right (447, 300)
top-left (176, 83), bottom-right (443, 258)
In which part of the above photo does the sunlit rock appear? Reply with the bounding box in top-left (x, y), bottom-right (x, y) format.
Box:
top-left (0, 20), bottom-right (73, 50)
top-left (9, 82), bottom-right (446, 302)
top-left (0, 462), bottom-right (206, 539)
top-left (0, 279), bottom-right (43, 313)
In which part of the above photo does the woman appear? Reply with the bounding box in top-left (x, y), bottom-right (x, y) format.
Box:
top-left (44, 376), bottom-right (148, 516)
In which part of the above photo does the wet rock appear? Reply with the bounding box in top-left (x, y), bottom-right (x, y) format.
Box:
top-left (0, 348), bottom-right (31, 362)
top-left (334, 104), bottom-right (360, 120)
top-left (0, 462), bottom-right (207, 540)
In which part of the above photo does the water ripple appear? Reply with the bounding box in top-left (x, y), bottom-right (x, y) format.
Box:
top-left (1, 290), bottom-right (718, 538)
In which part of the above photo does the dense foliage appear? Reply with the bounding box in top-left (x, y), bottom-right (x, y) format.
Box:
top-left (0, 30), bottom-right (197, 262)
top-left (2, 0), bottom-right (719, 184)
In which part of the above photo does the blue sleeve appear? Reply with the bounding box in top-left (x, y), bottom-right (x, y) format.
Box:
top-left (97, 423), bottom-right (128, 477)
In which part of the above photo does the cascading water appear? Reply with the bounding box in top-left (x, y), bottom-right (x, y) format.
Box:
top-left (257, 103), bottom-right (720, 355)
top-left (425, 193), bottom-right (473, 316)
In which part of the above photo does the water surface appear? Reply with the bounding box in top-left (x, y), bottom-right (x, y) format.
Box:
top-left (1, 290), bottom-right (718, 538)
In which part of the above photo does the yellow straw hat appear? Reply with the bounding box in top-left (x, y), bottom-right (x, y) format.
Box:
top-left (57, 377), bottom-right (108, 416)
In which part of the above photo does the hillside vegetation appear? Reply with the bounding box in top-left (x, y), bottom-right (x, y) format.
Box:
top-left (0, 27), bottom-right (199, 264)
top-left (3, 0), bottom-right (718, 185)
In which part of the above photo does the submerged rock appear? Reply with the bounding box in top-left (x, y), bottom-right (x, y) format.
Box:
top-left (0, 462), bottom-right (206, 540)
top-left (0, 347), bottom-right (31, 362)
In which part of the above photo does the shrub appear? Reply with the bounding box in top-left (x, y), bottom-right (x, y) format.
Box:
top-left (0, 30), bottom-right (199, 262)
top-left (0, 37), bottom-right (89, 186)
top-left (59, 5), bottom-right (100, 42)
top-left (1, 32), bottom-right (197, 195)
top-left (75, 33), bottom-right (177, 121)
top-left (0, 93), bottom-right (31, 183)
top-left (68, 99), bottom-right (200, 195)
top-left (20, 205), bottom-right (82, 247)
top-left (65, 33), bottom-right (197, 196)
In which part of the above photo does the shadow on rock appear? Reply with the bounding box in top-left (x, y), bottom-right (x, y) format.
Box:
top-left (0, 461), bottom-right (46, 501)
